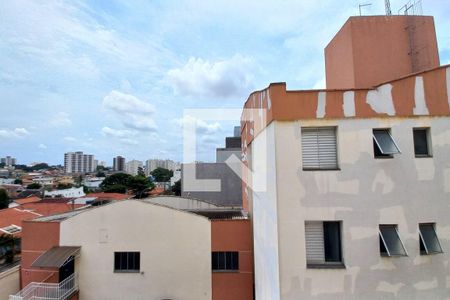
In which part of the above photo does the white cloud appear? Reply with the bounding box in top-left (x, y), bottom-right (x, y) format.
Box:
top-left (167, 54), bottom-right (256, 98)
top-left (174, 115), bottom-right (221, 135)
top-left (101, 126), bottom-right (136, 139)
top-left (0, 128), bottom-right (30, 138)
top-left (103, 90), bottom-right (157, 132)
top-left (49, 112), bottom-right (72, 127)
top-left (63, 136), bottom-right (77, 142)
top-left (38, 143), bottom-right (47, 149)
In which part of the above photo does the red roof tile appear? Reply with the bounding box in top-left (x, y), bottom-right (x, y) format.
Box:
top-left (14, 196), bottom-right (42, 205)
top-left (84, 193), bottom-right (129, 201)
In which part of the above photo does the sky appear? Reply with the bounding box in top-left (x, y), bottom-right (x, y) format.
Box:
top-left (1, 0), bottom-right (449, 166)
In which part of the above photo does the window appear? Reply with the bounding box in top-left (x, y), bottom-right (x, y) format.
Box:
top-left (419, 223), bottom-right (443, 255)
top-left (305, 221), bottom-right (343, 267)
top-left (379, 225), bottom-right (407, 256)
top-left (301, 127), bottom-right (338, 170)
top-left (0, 225), bottom-right (21, 234)
top-left (373, 129), bottom-right (401, 158)
top-left (413, 128), bottom-right (431, 157)
top-left (212, 252), bottom-right (239, 271)
top-left (114, 252), bottom-right (140, 272)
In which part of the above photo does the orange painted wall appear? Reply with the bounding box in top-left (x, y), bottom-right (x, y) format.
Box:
top-left (211, 219), bottom-right (254, 300)
top-left (21, 221), bottom-right (60, 288)
top-left (325, 16), bottom-right (439, 89)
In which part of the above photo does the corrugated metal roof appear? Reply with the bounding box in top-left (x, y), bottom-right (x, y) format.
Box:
top-left (32, 246), bottom-right (80, 268)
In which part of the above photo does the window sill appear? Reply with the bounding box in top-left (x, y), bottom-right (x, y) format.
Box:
top-left (212, 270), bottom-right (239, 273)
top-left (114, 270), bottom-right (140, 273)
top-left (415, 155), bottom-right (433, 158)
top-left (374, 156), bottom-right (394, 159)
top-left (307, 263), bottom-right (345, 269)
top-left (302, 168), bottom-right (340, 171)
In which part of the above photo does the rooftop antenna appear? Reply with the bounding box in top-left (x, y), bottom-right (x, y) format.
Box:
top-left (359, 3), bottom-right (372, 16)
top-left (385, 0), bottom-right (392, 15)
top-left (398, 0), bottom-right (423, 15)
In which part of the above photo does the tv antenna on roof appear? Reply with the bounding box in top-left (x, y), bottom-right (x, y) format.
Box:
top-left (385, 0), bottom-right (392, 15)
top-left (359, 3), bottom-right (372, 16)
top-left (398, 0), bottom-right (423, 15)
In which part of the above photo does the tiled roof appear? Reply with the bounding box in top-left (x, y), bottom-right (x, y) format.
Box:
top-left (84, 193), bottom-right (129, 201)
top-left (14, 196), bottom-right (41, 205)
top-left (19, 202), bottom-right (85, 216)
top-left (0, 208), bottom-right (42, 236)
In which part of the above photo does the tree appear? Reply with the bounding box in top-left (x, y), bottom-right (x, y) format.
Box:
top-left (172, 179), bottom-right (181, 196)
top-left (26, 183), bottom-right (42, 189)
top-left (103, 184), bottom-right (127, 193)
top-left (0, 189), bottom-right (9, 209)
top-left (100, 173), bottom-right (133, 193)
top-left (96, 171), bottom-right (106, 177)
top-left (57, 183), bottom-right (73, 190)
top-left (13, 179), bottom-right (22, 185)
top-left (150, 167), bottom-right (173, 182)
top-left (137, 167), bottom-right (145, 177)
top-left (31, 163), bottom-right (49, 171)
top-left (128, 175), bottom-right (154, 199)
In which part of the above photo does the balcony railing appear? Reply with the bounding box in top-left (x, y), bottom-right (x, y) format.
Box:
top-left (10, 273), bottom-right (78, 300)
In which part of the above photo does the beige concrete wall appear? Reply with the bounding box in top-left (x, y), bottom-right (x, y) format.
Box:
top-left (59, 200), bottom-right (211, 300)
top-left (0, 265), bottom-right (20, 300)
top-left (269, 117), bottom-right (450, 299)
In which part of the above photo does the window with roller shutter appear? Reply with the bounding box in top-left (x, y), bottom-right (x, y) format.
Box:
top-left (301, 127), bottom-right (338, 170)
top-left (305, 221), bottom-right (344, 268)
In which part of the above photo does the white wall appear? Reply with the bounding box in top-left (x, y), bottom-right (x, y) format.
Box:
top-left (269, 117), bottom-right (450, 299)
top-left (146, 196), bottom-right (221, 210)
top-left (59, 200), bottom-right (211, 300)
top-left (251, 123), bottom-right (282, 300)
top-left (0, 265), bottom-right (20, 300)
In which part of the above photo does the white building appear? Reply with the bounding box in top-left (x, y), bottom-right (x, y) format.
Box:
top-left (1, 156), bottom-right (16, 166)
top-left (83, 177), bottom-right (105, 189)
top-left (242, 15), bottom-right (450, 299)
top-left (145, 159), bottom-right (178, 175)
top-left (44, 187), bottom-right (85, 198)
top-left (64, 152), bottom-right (95, 174)
top-left (170, 169), bottom-right (181, 187)
top-left (125, 160), bottom-right (143, 176)
top-left (32, 177), bottom-right (54, 187)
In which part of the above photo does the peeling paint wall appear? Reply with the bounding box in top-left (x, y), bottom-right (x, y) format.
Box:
top-left (253, 117), bottom-right (450, 299)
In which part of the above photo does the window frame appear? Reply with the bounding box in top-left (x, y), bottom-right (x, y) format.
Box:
top-left (419, 223), bottom-right (443, 255)
top-left (113, 251), bottom-right (140, 273)
top-left (301, 126), bottom-right (339, 171)
top-left (379, 225), bottom-right (408, 257)
top-left (305, 221), bottom-right (345, 269)
top-left (373, 128), bottom-right (401, 158)
top-left (211, 251), bottom-right (239, 272)
top-left (0, 224), bottom-right (21, 235)
top-left (413, 128), bottom-right (432, 158)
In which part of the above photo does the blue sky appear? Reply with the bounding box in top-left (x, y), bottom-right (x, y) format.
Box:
top-left (1, 0), bottom-right (449, 165)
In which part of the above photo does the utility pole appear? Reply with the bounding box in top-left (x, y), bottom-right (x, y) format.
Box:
top-left (359, 3), bottom-right (372, 16)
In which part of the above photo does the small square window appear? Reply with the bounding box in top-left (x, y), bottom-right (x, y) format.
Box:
top-left (0, 225), bottom-right (21, 234)
top-left (305, 221), bottom-right (344, 268)
top-left (373, 129), bottom-right (401, 158)
top-left (301, 127), bottom-right (338, 170)
top-left (114, 252), bottom-right (140, 272)
top-left (379, 225), bottom-right (407, 257)
top-left (212, 252), bottom-right (239, 271)
top-left (419, 223), bottom-right (443, 255)
top-left (413, 128), bottom-right (431, 157)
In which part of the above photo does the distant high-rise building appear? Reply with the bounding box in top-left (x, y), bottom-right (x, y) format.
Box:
top-left (64, 151), bottom-right (95, 173)
top-left (1, 156), bottom-right (16, 166)
top-left (145, 159), bottom-right (178, 175)
top-left (126, 160), bottom-right (143, 176)
top-left (113, 156), bottom-right (126, 172)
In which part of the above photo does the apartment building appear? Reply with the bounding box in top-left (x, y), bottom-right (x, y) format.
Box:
top-left (125, 159), bottom-right (143, 175)
top-left (145, 159), bottom-right (178, 175)
top-left (112, 156), bottom-right (125, 172)
top-left (1, 156), bottom-right (17, 167)
top-left (241, 16), bottom-right (450, 299)
top-left (64, 152), bottom-right (95, 174)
